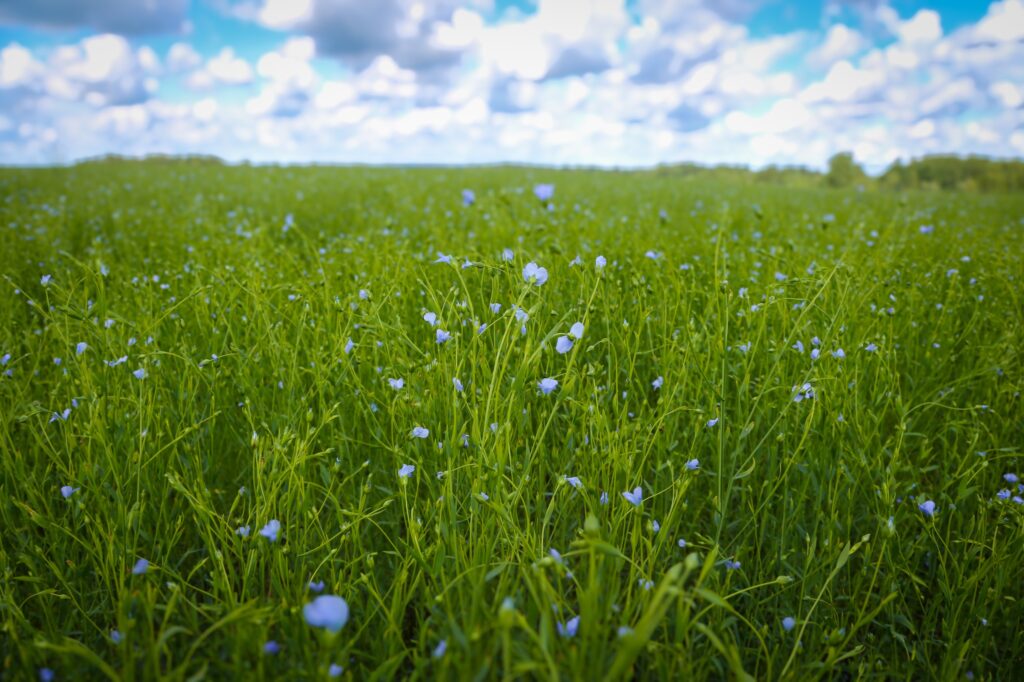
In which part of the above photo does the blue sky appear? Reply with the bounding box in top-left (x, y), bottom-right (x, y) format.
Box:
top-left (1, 0), bottom-right (1022, 170)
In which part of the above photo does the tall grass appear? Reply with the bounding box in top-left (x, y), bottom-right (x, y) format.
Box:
top-left (1, 162), bottom-right (1022, 680)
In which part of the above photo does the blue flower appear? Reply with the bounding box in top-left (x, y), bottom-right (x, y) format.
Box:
top-left (724, 559), bottom-right (741, 570)
top-left (433, 639), bottom-right (447, 659)
top-left (131, 558), bottom-right (149, 575)
top-left (110, 629), bottom-right (122, 644)
top-left (344, 338), bottom-right (355, 355)
top-left (39, 668), bottom-right (55, 681)
top-left (555, 336), bottom-right (573, 354)
top-left (569, 322), bottom-right (584, 339)
top-left (453, 377), bottom-right (464, 392)
top-left (1005, 473), bottom-right (1019, 484)
top-left (556, 615), bottom-right (579, 639)
top-left (423, 312), bottom-right (438, 326)
top-left (133, 368), bottom-right (146, 380)
top-left (564, 476), bottom-right (582, 489)
top-left (41, 274), bottom-right (52, 286)
top-left (622, 487), bottom-right (643, 506)
top-left (652, 376), bottom-right (663, 390)
top-left (502, 248), bottom-right (514, 261)
top-left (399, 464), bottom-right (415, 478)
top-left (538, 377), bottom-right (558, 395)
top-left (236, 525), bottom-right (250, 537)
top-left (388, 377), bottom-right (404, 390)
top-left (60, 485), bottom-right (78, 498)
top-left (677, 538), bottom-right (687, 548)
top-left (522, 262), bottom-right (548, 286)
top-left (434, 253), bottom-right (452, 264)
top-left (782, 616), bottom-right (796, 632)
top-left (412, 426), bottom-right (429, 439)
top-left (831, 348), bottom-right (845, 359)
top-left (436, 329), bottom-right (451, 344)
top-left (600, 491), bottom-right (608, 505)
top-left (308, 580), bottom-right (325, 593)
top-left (685, 458), bottom-right (699, 471)
top-left (595, 255), bottom-right (606, 269)
top-left (533, 183), bottom-right (554, 201)
top-left (328, 663), bottom-right (344, 677)
top-left (76, 342), bottom-right (87, 355)
top-left (303, 595), bottom-right (350, 633)
top-left (263, 640), bottom-right (280, 655)
top-left (706, 417), bottom-right (719, 428)
top-left (462, 189), bottom-right (475, 206)
top-left (865, 343), bottom-right (878, 352)
top-left (259, 519), bottom-right (281, 542)
top-left (489, 302), bottom-right (502, 314)
top-left (918, 500), bottom-right (936, 517)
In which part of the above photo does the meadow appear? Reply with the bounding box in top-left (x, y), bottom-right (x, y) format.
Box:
top-left (1, 160), bottom-right (1022, 680)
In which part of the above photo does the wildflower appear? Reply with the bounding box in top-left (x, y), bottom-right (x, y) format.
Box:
top-left (638, 578), bottom-right (654, 590)
top-left (453, 377), bottom-right (463, 392)
top-left (259, 519), bottom-right (281, 542)
top-left (564, 476), bottom-right (582, 489)
top-left (996, 489), bottom-right (1011, 501)
top-left (569, 322), bottom-right (584, 339)
top-left (41, 274), bottom-right (52, 286)
top-left (462, 189), bottom-right (475, 206)
top-left (263, 641), bottom-right (280, 655)
top-left (792, 340), bottom-right (804, 353)
top-left (434, 253), bottom-right (452, 264)
top-left (358, 289), bottom-right (369, 300)
top-left (774, 272), bottom-right (787, 282)
top-left (388, 378), bottom-right (404, 390)
top-left (412, 426), bottom-right (429, 438)
top-left (344, 338), bottom-right (355, 354)
top-left (328, 664), bottom-right (344, 677)
top-left (236, 526), bottom-right (250, 537)
top-left (865, 343), bottom-right (878, 352)
top-left (724, 559), bottom-right (741, 570)
top-left (600, 491), bottom-right (608, 505)
top-left (617, 625), bottom-right (634, 637)
top-left (685, 458), bottom-right (699, 471)
top-left (489, 303), bottom-right (501, 314)
top-left (555, 336), bottom-right (573, 354)
top-left (651, 520), bottom-right (660, 532)
top-left (76, 342), bottom-right (87, 355)
top-left (533, 183), bottom-right (554, 201)
top-left (810, 348), bottom-right (820, 361)
top-left (131, 558), bottom-right (149, 575)
top-left (60, 485), bottom-right (78, 498)
top-left (436, 329), bottom-right (451, 344)
top-left (133, 368), bottom-right (146, 380)
top-left (706, 417), bottom-right (719, 428)
top-left (50, 409), bottom-right (71, 423)
top-left (309, 580), bottom-right (325, 593)
top-left (538, 377), bottom-right (558, 395)
top-left (832, 348), bottom-right (845, 359)
top-left (502, 248), bottom-right (514, 261)
top-left (432, 638), bottom-right (447, 659)
top-left (39, 668), bottom-right (55, 682)
top-left (111, 629), bottom-right (122, 644)
top-left (556, 615), bottom-right (579, 638)
top-left (522, 262), bottom-right (548, 286)
top-left (622, 486), bottom-right (643, 506)
top-left (652, 376), bottom-right (663, 390)
top-left (782, 616), bottom-right (796, 632)
top-left (645, 250), bottom-right (662, 260)
top-left (423, 312), bottom-right (438, 326)
top-left (918, 500), bottom-right (936, 517)
top-left (303, 595), bottom-right (349, 633)
top-left (1005, 473), bottom-right (1019, 484)
top-left (399, 464), bottom-right (415, 478)
top-left (595, 255), bottom-right (606, 269)
top-left (0, 353), bottom-right (8, 365)
top-left (677, 538), bottom-right (687, 548)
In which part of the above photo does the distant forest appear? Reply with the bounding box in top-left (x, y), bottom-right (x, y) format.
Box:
top-left (656, 153), bottom-right (1024, 193)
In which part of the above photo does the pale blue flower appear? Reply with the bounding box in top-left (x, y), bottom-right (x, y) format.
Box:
top-left (345, 338), bottom-right (355, 354)
top-left (782, 616), bottom-right (796, 632)
top-left (564, 476), bottom-right (582, 489)
top-left (423, 312), bottom-right (438, 326)
top-left (865, 343), bottom-right (878, 352)
top-left (501, 248), bottom-right (514, 261)
top-left (309, 580), bottom-right (325, 593)
top-left (41, 274), bottom-right (52, 286)
top-left (810, 348), bottom-right (820, 360)
top-left (1005, 473), bottom-right (1019, 484)
top-left (706, 417), bottom-right (719, 428)
top-left (434, 253), bottom-right (452, 264)
top-left (652, 376), bottom-right (663, 390)
top-left (436, 329), bottom-right (451, 343)
top-left (622, 486), bottom-right (643, 506)
top-left (60, 485), bottom-right (78, 498)
top-left (131, 558), bottom-right (149, 575)
top-left (639, 578), bottom-right (654, 590)
top-left (39, 668), bottom-right (54, 681)
top-left (453, 377), bottom-right (464, 391)
top-left (358, 289), bottom-right (369, 300)
top-left (412, 426), bottom-right (429, 438)
top-left (110, 629), bottom-right (122, 644)
top-left (259, 519), bottom-right (281, 542)
top-left (595, 255), bottom-right (606, 269)
top-left (399, 464), bottom-right (415, 478)
top-left (462, 189), bottom-right (475, 206)
top-left (569, 322), bottom-right (584, 339)
top-left (263, 640), bottom-right (280, 654)
top-left (685, 458), bottom-right (699, 470)
top-left (792, 340), bottom-right (805, 353)
top-left (304, 595), bottom-right (350, 633)
top-left (76, 342), bottom-right (87, 355)
top-left (600, 491), bottom-right (608, 505)
top-left (388, 377), bottom-right (404, 390)
top-left (522, 262), bottom-right (548, 286)
top-left (133, 368), bottom-right (146, 380)
top-left (724, 559), bottom-right (741, 570)
top-left (557, 615), bottom-right (579, 638)
top-left (236, 525), bottom-right (250, 536)
top-left (677, 538), bottom-right (686, 548)
top-left (489, 303), bottom-right (502, 314)
top-left (918, 500), bottom-right (936, 517)
top-left (555, 336), bottom-right (573, 354)
top-left (328, 663), bottom-right (343, 677)
top-left (538, 377), bottom-right (558, 395)
top-left (832, 348), bottom-right (845, 359)
top-left (432, 639), bottom-right (447, 659)
top-left (617, 626), bottom-right (634, 637)
top-left (533, 183), bottom-right (554, 201)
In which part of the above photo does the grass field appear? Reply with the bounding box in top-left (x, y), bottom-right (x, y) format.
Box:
top-left (1, 161), bottom-right (1022, 680)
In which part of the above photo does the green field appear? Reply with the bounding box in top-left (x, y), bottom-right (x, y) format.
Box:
top-left (1, 161), bottom-right (1022, 680)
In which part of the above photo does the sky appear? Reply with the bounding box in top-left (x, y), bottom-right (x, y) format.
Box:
top-left (0, 0), bottom-right (1022, 170)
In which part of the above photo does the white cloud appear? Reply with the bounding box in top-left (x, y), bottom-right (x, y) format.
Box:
top-left (898, 9), bottom-right (942, 45)
top-left (167, 43), bottom-right (202, 73)
top-left (972, 0), bottom-right (1024, 43)
top-left (810, 24), bottom-right (866, 65)
top-left (188, 48), bottom-right (253, 89)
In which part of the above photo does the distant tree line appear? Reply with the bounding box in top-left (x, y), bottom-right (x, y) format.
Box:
top-left (656, 153), bottom-right (1024, 193)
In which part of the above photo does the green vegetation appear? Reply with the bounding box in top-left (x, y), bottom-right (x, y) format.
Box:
top-left (1, 161), bottom-right (1022, 680)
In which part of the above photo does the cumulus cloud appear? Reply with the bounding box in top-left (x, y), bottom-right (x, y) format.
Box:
top-left (187, 48), bottom-right (254, 89)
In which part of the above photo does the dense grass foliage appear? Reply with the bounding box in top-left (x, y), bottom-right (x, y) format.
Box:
top-left (1, 162), bottom-right (1022, 680)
